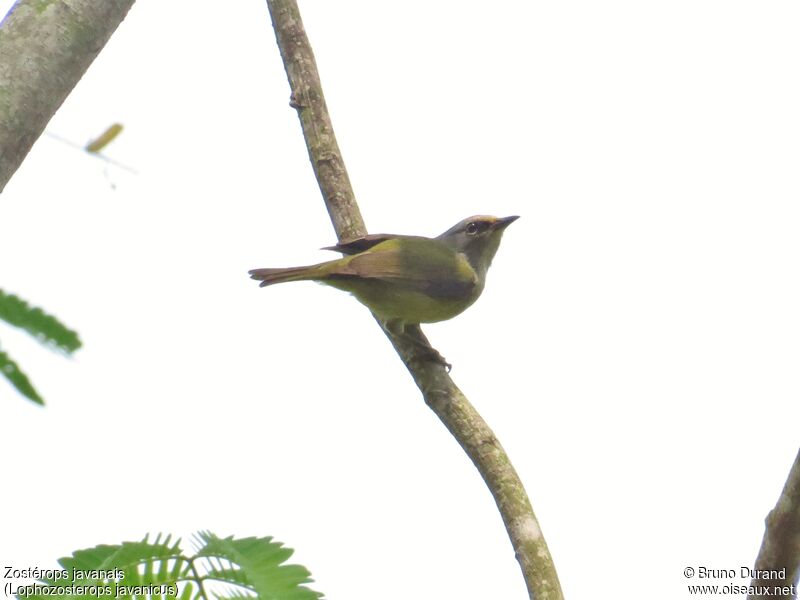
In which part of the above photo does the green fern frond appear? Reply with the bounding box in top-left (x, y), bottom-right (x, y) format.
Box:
top-left (20, 536), bottom-right (190, 600)
top-left (0, 345), bottom-right (44, 405)
top-left (18, 533), bottom-right (323, 600)
top-left (194, 532), bottom-right (322, 600)
top-left (0, 289), bottom-right (81, 353)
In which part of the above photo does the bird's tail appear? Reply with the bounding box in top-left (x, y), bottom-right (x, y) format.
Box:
top-left (249, 263), bottom-right (330, 287)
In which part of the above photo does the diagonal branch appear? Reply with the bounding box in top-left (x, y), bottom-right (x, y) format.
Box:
top-left (0, 0), bottom-right (135, 193)
top-left (265, 1), bottom-right (364, 242)
top-left (748, 449), bottom-right (800, 600)
top-left (264, 2), bottom-right (562, 598)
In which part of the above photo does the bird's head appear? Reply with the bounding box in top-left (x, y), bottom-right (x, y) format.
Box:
top-left (437, 215), bottom-right (519, 278)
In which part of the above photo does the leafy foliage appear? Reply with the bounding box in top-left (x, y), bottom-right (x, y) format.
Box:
top-left (0, 289), bottom-right (81, 353)
top-left (0, 288), bottom-right (81, 405)
top-left (195, 532), bottom-right (322, 600)
top-left (0, 345), bottom-right (44, 404)
top-left (16, 533), bottom-right (323, 600)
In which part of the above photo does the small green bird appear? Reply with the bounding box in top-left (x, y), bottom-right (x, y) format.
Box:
top-left (249, 215), bottom-right (518, 367)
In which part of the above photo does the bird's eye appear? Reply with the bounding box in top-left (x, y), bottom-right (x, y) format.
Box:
top-left (466, 222), bottom-right (481, 235)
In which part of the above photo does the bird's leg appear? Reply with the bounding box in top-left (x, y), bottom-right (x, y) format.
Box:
top-left (407, 326), bottom-right (452, 372)
top-left (383, 320), bottom-right (452, 371)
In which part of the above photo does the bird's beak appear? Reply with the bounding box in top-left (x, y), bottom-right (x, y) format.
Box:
top-left (493, 215), bottom-right (520, 230)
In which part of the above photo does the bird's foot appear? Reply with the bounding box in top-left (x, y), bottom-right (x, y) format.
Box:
top-left (383, 320), bottom-right (452, 371)
top-left (412, 346), bottom-right (452, 372)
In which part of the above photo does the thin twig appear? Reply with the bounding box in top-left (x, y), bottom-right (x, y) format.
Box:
top-left (264, 2), bottom-right (563, 598)
top-left (748, 449), bottom-right (800, 600)
top-left (44, 131), bottom-right (139, 174)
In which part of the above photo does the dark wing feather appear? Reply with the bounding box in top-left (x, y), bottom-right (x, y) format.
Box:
top-left (322, 233), bottom-right (397, 255)
top-left (340, 237), bottom-right (478, 300)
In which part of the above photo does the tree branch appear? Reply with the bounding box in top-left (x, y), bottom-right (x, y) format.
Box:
top-left (0, 0), bottom-right (135, 193)
top-left (264, 2), bottom-right (562, 598)
top-left (265, 0), bottom-right (364, 242)
top-left (748, 449), bottom-right (800, 600)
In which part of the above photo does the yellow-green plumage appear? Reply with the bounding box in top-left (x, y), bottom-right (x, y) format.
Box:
top-left (249, 215), bottom-right (517, 328)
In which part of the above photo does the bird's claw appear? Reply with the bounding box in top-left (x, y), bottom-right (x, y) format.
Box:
top-left (412, 346), bottom-right (452, 372)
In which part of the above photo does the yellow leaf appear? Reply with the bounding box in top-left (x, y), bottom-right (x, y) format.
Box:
top-left (86, 123), bottom-right (124, 153)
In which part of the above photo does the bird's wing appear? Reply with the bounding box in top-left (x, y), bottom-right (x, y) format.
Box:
top-left (338, 237), bottom-right (478, 300)
top-left (322, 233), bottom-right (397, 255)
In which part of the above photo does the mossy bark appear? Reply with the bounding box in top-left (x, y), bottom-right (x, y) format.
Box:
top-left (0, 0), bottom-right (135, 192)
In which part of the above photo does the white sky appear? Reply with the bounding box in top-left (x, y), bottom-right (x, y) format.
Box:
top-left (1, 2), bottom-right (799, 599)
